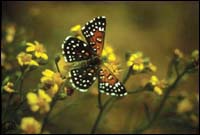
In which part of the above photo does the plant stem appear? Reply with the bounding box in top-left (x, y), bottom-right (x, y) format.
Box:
top-left (41, 58), bottom-right (64, 132)
top-left (133, 67), bottom-right (188, 133)
top-left (55, 58), bottom-right (60, 73)
top-left (98, 90), bottom-right (102, 109)
top-left (18, 66), bottom-right (30, 102)
top-left (41, 96), bottom-right (58, 132)
top-left (91, 67), bottom-right (132, 134)
top-left (122, 67), bottom-right (132, 84)
top-left (19, 74), bottom-right (25, 102)
top-left (128, 87), bottom-right (145, 94)
top-left (91, 97), bottom-right (114, 134)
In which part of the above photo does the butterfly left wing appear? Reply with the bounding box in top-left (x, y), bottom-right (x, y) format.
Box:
top-left (81, 16), bottom-right (106, 56)
top-left (62, 36), bottom-right (93, 62)
top-left (98, 65), bottom-right (127, 96)
top-left (69, 64), bottom-right (99, 92)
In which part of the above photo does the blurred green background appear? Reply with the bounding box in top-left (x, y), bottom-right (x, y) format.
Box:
top-left (2, 1), bottom-right (199, 134)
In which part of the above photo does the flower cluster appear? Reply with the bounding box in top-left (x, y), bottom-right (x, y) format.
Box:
top-left (26, 68), bottom-right (64, 114)
top-left (102, 45), bottom-right (117, 63)
top-left (147, 75), bottom-right (168, 95)
top-left (176, 98), bottom-right (193, 114)
top-left (27, 89), bottom-right (52, 114)
top-left (3, 82), bottom-right (15, 93)
top-left (17, 41), bottom-right (48, 67)
top-left (191, 49), bottom-right (199, 68)
top-left (70, 24), bottom-right (83, 40)
top-left (17, 52), bottom-right (39, 67)
top-left (174, 48), bottom-right (184, 59)
top-left (26, 41), bottom-right (48, 60)
top-left (5, 23), bottom-right (16, 43)
top-left (127, 52), bottom-right (157, 73)
top-left (40, 69), bottom-right (64, 97)
top-left (20, 117), bottom-right (41, 134)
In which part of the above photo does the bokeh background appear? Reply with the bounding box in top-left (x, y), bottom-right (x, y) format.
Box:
top-left (2, 1), bottom-right (199, 134)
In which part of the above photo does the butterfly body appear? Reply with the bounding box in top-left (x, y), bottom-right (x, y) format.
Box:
top-left (62, 16), bottom-right (127, 96)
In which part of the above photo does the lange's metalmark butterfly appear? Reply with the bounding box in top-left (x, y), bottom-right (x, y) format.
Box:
top-left (61, 16), bottom-right (127, 96)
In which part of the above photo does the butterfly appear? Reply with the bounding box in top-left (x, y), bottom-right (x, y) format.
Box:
top-left (61, 16), bottom-right (127, 96)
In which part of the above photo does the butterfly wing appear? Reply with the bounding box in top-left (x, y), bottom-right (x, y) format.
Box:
top-left (62, 36), bottom-right (93, 62)
top-left (69, 64), bottom-right (98, 92)
top-left (81, 16), bottom-right (106, 56)
top-left (98, 65), bottom-right (127, 96)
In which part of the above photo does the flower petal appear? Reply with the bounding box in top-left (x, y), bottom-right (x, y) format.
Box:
top-left (31, 105), bottom-right (40, 112)
top-left (70, 25), bottom-right (81, 32)
top-left (27, 92), bottom-right (38, 105)
top-left (35, 52), bottom-right (41, 58)
top-left (30, 60), bottom-right (39, 66)
top-left (38, 89), bottom-right (52, 103)
top-left (26, 46), bottom-right (35, 52)
top-left (108, 54), bottom-right (116, 62)
top-left (42, 69), bottom-right (54, 77)
top-left (41, 76), bottom-right (51, 83)
top-left (154, 87), bottom-right (163, 95)
top-left (26, 42), bottom-right (35, 47)
top-left (150, 75), bottom-right (158, 85)
top-left (41, 53), bottom-right (48, 60)
top-left (127, 61), bottom-right (133, 67)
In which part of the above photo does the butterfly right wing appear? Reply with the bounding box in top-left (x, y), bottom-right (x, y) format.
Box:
top-left (98, 65), bottom-right (127, 96)
top-left (61, 36), bottom-right (93, 62)
top-left (81, 16), bottom-right (106, 56)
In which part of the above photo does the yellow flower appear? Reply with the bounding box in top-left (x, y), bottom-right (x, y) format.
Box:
top-left (41, 69), bottom-right (63, 86)
top-left (3, 82), bottom-right (15, 93)
top-left (177, 98), bottom-right (193, 114)
top-left (77, 35), bottom-right (83, 40)
top-left (150, 75), bottom-right (159, 86)
top-left (69, 25), bottom-right (84, 40)
top-left (27, 89), bottom-right (52, 113)
top-left (41, 69), bottom-right (63, 97)
top-left (149, 75), bottom-right (167, 95)
top-left (154, 87), bottom-right (163, 95)
top-left (5, 24), bottom-right (16, 43)
top-left (191, 49), bottom-right (199, 61)
top-left (190, 114), bottom-right (198, 126)
top-left (104, 62), bottom-right (121, 76)
top-left (26, 41), bottom-right (48, 60)
top-left (41, 69), bottom-right (54, 79)
top-left (108, 53), bottom-right (116, 62)
top-left (1, 51), bottom-right (6, 66)
top-left (174, 48), bottom-right (183, 59)
top-left (20, 117), bottom-right (41, 134)
top-left (102, 45), bottom-right (117, 62)
top-left (70, 24), bottom-right (81, 33)
top-left (127, 52), bottom-right (144, 72)
top-left (148, 63), bottom-right (157, 72)
top-left (17, 52), bottom-right (39, 66)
